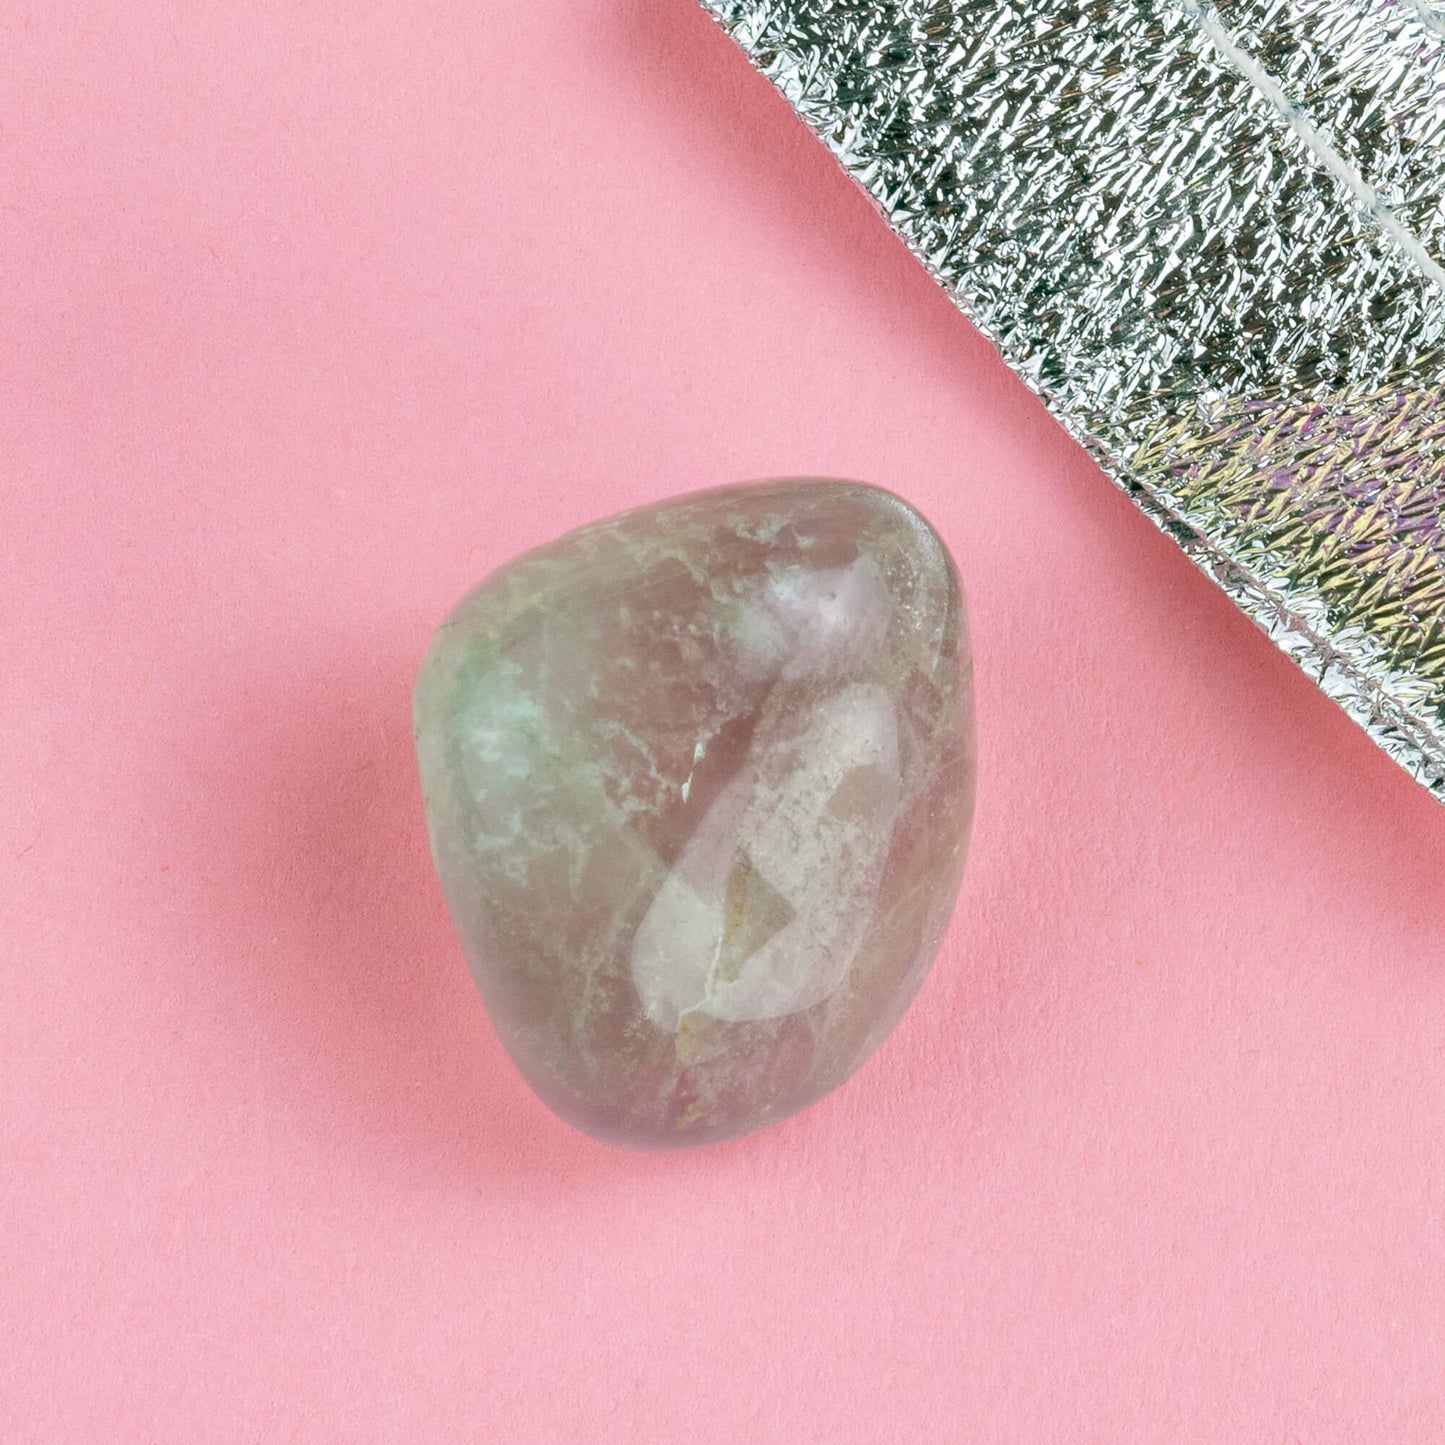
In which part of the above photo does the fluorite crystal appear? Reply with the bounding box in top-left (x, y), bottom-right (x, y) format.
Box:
top-left (414, 481), bottom-right (975, 1148)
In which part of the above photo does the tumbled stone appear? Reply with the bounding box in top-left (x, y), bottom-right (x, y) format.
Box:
top-left (413, 480), bottom-right (975, 1148)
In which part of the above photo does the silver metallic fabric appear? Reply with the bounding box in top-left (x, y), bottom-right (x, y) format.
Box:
top-left (697, 0), bottom-right (1445, 797)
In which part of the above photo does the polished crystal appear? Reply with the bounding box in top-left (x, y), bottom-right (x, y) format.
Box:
top-left (414, 481), bottom-right (975, 1148)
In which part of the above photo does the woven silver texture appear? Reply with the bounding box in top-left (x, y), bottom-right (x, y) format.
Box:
top-left (698, 0), bottom-right (1445, 797)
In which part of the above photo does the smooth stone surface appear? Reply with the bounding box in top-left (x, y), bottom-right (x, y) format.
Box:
top-left (414, 480), bottom-right (975, 1148)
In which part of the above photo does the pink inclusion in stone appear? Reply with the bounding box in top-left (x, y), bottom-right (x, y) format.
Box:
top-left (414, 480), bottom-right (975, 1148)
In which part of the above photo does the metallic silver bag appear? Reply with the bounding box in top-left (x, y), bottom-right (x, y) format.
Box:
top-left (699, 0), bottom-right (1445, 798)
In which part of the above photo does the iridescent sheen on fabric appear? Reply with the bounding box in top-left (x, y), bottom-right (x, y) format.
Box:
top-left (699, 0), bottom-right (1445, 794)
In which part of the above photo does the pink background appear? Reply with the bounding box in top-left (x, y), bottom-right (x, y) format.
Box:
top-left (4, 2), bottom-right (1445, 1439)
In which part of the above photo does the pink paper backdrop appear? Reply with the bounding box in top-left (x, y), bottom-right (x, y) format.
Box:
top-left (5, 2), bottom-right (1445, 1439)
